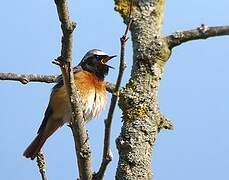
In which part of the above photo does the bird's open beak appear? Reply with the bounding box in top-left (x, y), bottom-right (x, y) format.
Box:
top-left (101, 55), bottom-right (117, 64)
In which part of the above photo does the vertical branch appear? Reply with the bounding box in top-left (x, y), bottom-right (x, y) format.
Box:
top-left (115, 0), bottom-right (168, 179)
top-left (36, 152), bottom-right (48, 180)
top-left (53, 0), bottom-right (93, 179)
top-left (94, 2), bottom-right (133, 179)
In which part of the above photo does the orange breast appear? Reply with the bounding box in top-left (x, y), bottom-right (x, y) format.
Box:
top-left (50, 70), bottom-right (107, 122)
top-left (74, 71), bottom-right (107, 120)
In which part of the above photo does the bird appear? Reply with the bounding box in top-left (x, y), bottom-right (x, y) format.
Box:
top-left (23, 49), bottom-right (116, 159)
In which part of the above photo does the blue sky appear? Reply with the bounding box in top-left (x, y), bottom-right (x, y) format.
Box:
top-left (0, 0), bottom-right (229, 180)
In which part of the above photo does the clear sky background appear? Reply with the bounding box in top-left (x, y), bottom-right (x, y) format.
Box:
top-left (0, 0), bottom-right (229, 180)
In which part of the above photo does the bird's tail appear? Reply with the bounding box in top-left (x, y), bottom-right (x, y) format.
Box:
top-left (23, 133), bottom-right (46, 160)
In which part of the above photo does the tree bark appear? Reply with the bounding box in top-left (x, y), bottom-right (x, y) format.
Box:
top-left (54, 0), bottom-right (93, 179)
top-left (115, 0), bottom-right (171, 179)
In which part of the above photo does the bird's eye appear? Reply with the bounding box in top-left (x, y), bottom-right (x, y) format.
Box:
top-left (95, 55), bottom-right (100, 60)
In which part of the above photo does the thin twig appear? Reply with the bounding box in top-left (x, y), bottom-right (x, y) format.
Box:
top-left (0, 72), bottom-right (56, 84)
top-left (36, 152), bottom-right (48, 180)
top-left (53, 0), bottom-right (93, 179)
top-left (166, 24), bottom-right (229, 49)
top-left (94, 1), bottom-right (133, 179)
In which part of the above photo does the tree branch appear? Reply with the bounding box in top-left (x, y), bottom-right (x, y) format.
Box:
top-left (53, 0), bottom-right (93, 179)
top-left (0, 72), bottom-right (117, 95)
top-left (94, 2), bottom-right (133, 179)
top-left (166, 24), bottom-right (229, 49)
top-left (0, 72), bottom-right (56, 84)
top-left (36, 152), bottom-right (48, 180)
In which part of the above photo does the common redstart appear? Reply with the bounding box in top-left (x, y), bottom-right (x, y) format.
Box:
top-left (23, 49), bottom-right (116, 159)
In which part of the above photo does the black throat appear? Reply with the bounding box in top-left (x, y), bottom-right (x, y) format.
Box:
top-left (80, 63), bottom-right (109, 80)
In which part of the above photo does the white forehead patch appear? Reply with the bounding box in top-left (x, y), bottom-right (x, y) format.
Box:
top-left (90, 49), bottom-right (108, 56)
top-left (82, 49), bottom-right (108, 61)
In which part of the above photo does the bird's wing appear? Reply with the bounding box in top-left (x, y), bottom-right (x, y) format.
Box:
top-left (37, 65), bottom-right (83, 134)
top-left (37, 105), bottom-right (53, 134)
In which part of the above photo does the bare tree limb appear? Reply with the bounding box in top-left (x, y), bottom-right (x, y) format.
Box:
top-left (0, 73), bottom-right (56, 84)
top-left (94, 2), bottom-right (133, 179)
top-left (53, 0), bottom-right (93, 179)
top-left (166, 24), bottom-right (229, 49)
top-left (36, 152), bottom-right (48, 180)
top-left (0, 72), bottom-right (117, 95)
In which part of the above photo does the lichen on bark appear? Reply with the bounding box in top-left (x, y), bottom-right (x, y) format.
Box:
top-left (114, 0), bottom-right (171, 179)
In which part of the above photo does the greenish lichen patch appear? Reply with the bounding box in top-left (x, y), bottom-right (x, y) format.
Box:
top-left (119, 80), bottom-right (148, 121)
top-left (154, 42), bottom-right (171, 71)
top-left (126, 106), bottom-right (146, 119)
top-left (114, 0), bottom-right (130, 18)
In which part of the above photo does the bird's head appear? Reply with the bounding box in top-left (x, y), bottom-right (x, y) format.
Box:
top-left (79, 49), bottom-right (116, 80)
